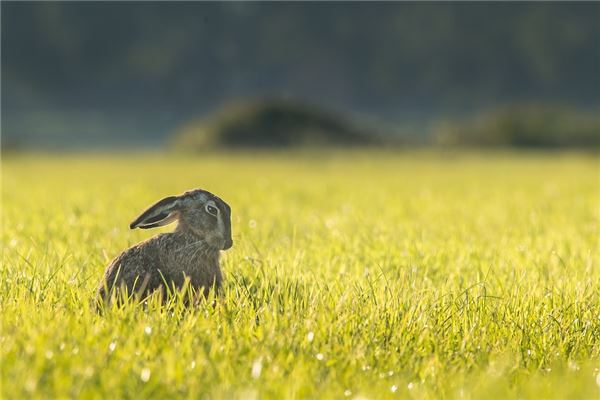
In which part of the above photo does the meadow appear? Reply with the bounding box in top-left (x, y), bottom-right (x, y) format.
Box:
top-left (1, 151), bottom-right (599, 399)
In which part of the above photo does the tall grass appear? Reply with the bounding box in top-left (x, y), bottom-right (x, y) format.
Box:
top-left (1, 152), bottom-right (599, 399)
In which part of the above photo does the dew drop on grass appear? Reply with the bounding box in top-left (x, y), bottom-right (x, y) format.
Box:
top-left (251, 358), bottom-right (263, 379)
top-left (568, 360), bottom-right (580, 371)
top-left (307, 331), bottom-right (314, 342)
top-left (25, 377), bottom-right (37, 393)
top-left (190, 361), bottom-right (196, 369)
top-left (344, 389), bottom-right (352, 397)
top-left (140, 368), bottom-right (151, 382)
top-left (407, 382), bottom-right (414, 390)
top-left (595, 373), bottom-right (600, 387)
top-left (144, 326), bottom-right (152, 335)
top-left (390, 385), bottom-right (398, 393)
top-left (108, 342), bottom-right (116, 352)
top-left (315, 353), bottom-right (324, 361)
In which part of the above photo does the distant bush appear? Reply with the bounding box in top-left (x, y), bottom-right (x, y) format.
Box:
top-left (434, 104), bottom-right (600, 148)
top-left (171, 99), bottom-right (380, 150)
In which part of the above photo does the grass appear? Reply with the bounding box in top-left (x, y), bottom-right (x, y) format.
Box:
top-left (1, 151), bottom-right (599, 399)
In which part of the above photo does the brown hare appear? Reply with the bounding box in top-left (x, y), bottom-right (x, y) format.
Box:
top-left (97, 189), bottom-right (232, 305)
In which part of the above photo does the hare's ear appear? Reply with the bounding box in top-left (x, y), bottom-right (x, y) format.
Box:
top-left (130, 196), bottom-right (181, 229)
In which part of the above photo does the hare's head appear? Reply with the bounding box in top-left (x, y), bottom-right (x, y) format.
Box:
top-left (129, 189), bottom-right (233, 250)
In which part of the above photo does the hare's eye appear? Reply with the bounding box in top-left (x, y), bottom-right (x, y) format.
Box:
top-left (205, 205), bottom-right (218, 216)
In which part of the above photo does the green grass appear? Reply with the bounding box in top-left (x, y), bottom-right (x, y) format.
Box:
top-left (1, 151), bottom-right (599, 399)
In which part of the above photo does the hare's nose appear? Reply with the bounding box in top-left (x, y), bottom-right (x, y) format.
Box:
top-left (223, 238), bottom-right (233, 250)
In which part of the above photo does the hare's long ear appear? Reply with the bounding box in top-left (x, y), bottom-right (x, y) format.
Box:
top-left (130, 196), bottom-right (181, 229)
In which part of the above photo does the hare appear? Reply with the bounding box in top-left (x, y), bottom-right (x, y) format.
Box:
top-left (97, 189), bottom-right (232, 305)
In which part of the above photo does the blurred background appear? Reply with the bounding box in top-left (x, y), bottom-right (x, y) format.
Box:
top-left (2, 2), bottom-right (599, 152)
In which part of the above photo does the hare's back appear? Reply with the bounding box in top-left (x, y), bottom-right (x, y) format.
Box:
top-left (98, 236), bottom-right (166, 298)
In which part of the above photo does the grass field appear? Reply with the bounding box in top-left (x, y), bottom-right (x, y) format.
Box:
top-left (1, 151), bottom-right (599, 399)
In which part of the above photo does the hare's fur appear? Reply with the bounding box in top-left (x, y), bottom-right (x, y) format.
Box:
top-left (96, 189), bottom-right (232, 304)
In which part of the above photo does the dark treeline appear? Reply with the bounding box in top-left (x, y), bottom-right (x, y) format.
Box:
top-left (2, 2), bottom-right (599, 148)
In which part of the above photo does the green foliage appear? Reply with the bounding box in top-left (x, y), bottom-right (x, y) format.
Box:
top-left (2, 152), bottom-right (599, 399)
top-left (172, 100), bottom-right (377, 150)
top-left (434, 104), bottom-right (600, 148)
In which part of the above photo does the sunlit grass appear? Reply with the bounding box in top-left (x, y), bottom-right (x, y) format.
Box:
top-left (1, 151), bottom-right (599, 399)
